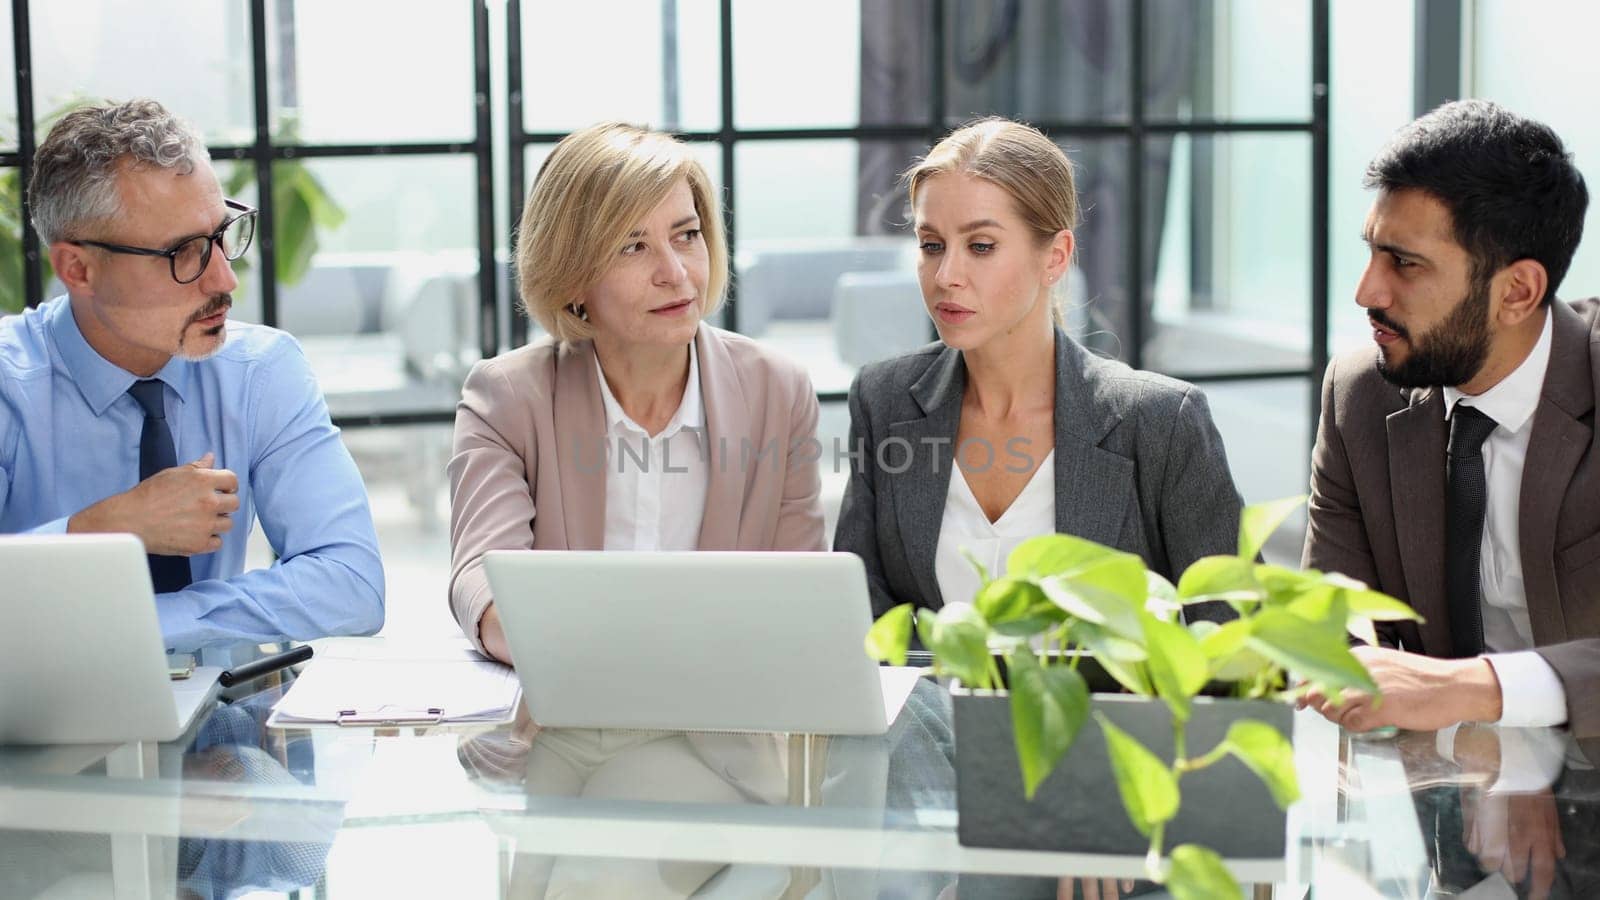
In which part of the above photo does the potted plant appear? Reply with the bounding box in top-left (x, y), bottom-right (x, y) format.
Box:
top-left (865, 496), bottom-right (1421, 898)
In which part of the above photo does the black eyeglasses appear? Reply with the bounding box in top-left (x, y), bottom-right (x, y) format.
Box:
top-left (71, 198), bottom-right (258, 285)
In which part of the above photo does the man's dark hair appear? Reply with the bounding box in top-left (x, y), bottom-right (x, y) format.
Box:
top-left (1365, 99), bottom-right (1588, 304)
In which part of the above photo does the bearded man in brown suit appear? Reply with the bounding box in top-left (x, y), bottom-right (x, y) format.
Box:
top-left (1303, 99), bottom-right (1598, 738)
top-left (1303, 99), bottom-right (1600, 900)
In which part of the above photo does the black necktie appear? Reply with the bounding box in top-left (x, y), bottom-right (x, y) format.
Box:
top-left (128, 379), bottom-right (193, 594)
top-left (1444, 404), bottom-right (1498, 657)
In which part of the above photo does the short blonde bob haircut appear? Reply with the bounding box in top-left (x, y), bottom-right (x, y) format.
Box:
top-left (902, 116), bottom-right (1081, 245)
top-left (516, 122), bottom-right (727, 344)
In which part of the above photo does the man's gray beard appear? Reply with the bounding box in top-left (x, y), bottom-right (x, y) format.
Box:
top-left (177, 324), bottom-right (226, 362)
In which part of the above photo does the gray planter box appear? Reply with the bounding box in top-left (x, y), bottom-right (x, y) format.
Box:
top-left (951, 682), bottom-right (1293, 859)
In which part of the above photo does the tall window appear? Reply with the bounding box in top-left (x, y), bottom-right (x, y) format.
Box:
top-left (506, 0), bottom-right (1332, 547)
top-left (5, 1), bottom-right (1434, 572)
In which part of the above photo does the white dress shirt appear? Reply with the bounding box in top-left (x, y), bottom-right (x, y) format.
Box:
top-left (1440, 310), bottom-right (1567, 728)
top-left (595, 344), bottom-right (708, 551)
top-left (935, 451), bottom-right (1057, 606)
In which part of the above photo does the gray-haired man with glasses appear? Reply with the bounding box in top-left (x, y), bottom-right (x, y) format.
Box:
top-left (0, 99), bottom-right (384, 651)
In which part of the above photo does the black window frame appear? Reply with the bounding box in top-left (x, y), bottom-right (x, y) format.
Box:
top-left (8, 0), bottom-right (498, 431)
top-left (8, 0), bottom-right (1333, 440)
top-left (506, 0), bottom-right (1332, 440)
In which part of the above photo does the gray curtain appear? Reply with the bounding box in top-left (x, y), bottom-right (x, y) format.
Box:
top-left (858, 0), bottom-right (1196, 359)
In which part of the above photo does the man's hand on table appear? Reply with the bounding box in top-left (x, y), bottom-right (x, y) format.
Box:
top-left (1298, 646), bottom-right (1503, 732)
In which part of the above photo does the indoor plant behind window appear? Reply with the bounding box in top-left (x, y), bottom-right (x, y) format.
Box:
top-left (865, 496), bottom-right (1421, 898)
top-left (0, 106), bottom-right (343, 315)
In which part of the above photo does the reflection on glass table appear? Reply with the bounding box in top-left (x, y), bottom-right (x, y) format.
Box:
top-left (460, 680), bottom-right (953, 899)
top-left (4, 664), bottom-right (1600, 899)
top-left (1336, 724), bottom-right (1600, 900)
top-left (176, 702), bottom-right (338, 899)
top-left (0, 686), bottom-right (338, 900)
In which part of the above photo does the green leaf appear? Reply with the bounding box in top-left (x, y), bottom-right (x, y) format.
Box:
top-left (298, 164), bottom-right (347, 229)
top-left (1142, 613), bottom-right (1208, 721)
top-left (1346, 614), bottom-right (1380, 649)
top-left (975, 577), bottom-right (1028, 622)
top-left (269, 161), bottom-right (347, 287)
top-left (864, 603), bottom-right (913, 666)
top-left (1254, 563), bottom-right (1325, 605)
top-left (1176, 555), bottom-right (1262, 605)
top-left (1069, 621), bottom-right (1153, 695)
top-left (1343, 589), bottom-right (1424, 622)
top-left (991, 612), bottom-right (1067, 639)
top-left (1247, 606), bottom-right (1377, 695)
top-left (1146, 570), bottom-right (1179, 604)
top-left (1198, 618), bottom-right (1273, 682)
top-left (1007, 533), bottom-right (1126, 580)
top-left (1217, 648), bottom-right (1275, 686)
top-left (272, 175), bottom-right (317, 287)
top-left (1041, 576), bottom-right (1144, 640)
top-left (1064, 553), bottom-right (1151, 606)
top-left (921, 604), bottom-right (992, 689)
top-left (1196, 618), bottom-right (1246, 659)
top-left (1166, 844), bottom-right (1242, 900)
top-left (975, 578), bottom-right (1064, 635)
top-left (1145, 570), bottom-right (1182, 621)
top-left (1238, 495), bottom-right (1307, 560)
top-left (0, 168), bottom-right (39, 314)
top-left (1096, 713), bottom-right (1180, 836)
top-left (1322, 573), bottom-right (1424, 622)
top-left (915, 609), bottom-right (937, 651)
top-left (1039, 576), bottom-right (1108, 624)
top-left (1285, 573), bottom-right (1419, 649)
top-left (1007, 651), bottom-right (1091, 798)
top-left (1285, 587), bottom-right (1341, 626)
top-left (1220, 719), bottom-right (1300, 809)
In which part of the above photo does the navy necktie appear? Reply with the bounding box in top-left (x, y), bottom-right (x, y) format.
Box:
top-left (1444, 404), bottom-right (1498, 657)
top-left (128, 379), bottom-right (193, 594)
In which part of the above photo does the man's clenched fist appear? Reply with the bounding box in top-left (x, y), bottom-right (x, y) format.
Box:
top-left (69, 452), bottom-right (240, 556)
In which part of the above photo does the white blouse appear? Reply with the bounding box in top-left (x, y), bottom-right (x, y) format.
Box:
top-left (934, 450), bottom-right (1057, 606)
top-left (594, 344), bottom-right (709, 551)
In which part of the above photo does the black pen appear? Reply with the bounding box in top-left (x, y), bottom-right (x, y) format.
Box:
top-left (219, 644), bottom-right (314, 688)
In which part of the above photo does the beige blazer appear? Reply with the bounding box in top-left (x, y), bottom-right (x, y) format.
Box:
top-left (1304, 298), bottom-right (1600, 744)
top-left (448, 325), bottom-right (827, 650)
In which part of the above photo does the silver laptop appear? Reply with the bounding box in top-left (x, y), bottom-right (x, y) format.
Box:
top-left (0, 534), bottom-right (222, 744)
top-left (483, 551), bottom-right (889, 735)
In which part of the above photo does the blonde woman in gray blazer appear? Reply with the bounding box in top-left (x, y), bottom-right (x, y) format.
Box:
top-left (449, 123), bottom-right (825, 664)
top-left (834, 118), bottom-right (1243, 621)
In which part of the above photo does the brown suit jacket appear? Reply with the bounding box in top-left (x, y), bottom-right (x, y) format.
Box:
top-left (1304, 298), bottom-right (1600, 741)
top-left (447, 325), bottom-right (827, 651)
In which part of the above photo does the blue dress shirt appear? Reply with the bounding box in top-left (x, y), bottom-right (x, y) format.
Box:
top-left (0, 297), bottom-right (385, 650)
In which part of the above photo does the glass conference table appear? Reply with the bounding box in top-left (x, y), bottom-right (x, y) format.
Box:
top-left (2, 665), bottom-right (1597, 899)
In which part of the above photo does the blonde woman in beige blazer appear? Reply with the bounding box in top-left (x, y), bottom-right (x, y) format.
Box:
top-left (448, 122), bottom-right (826, 664)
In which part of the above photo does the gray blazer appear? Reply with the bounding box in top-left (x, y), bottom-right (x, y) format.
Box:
top-left (834, 329), bottom-right (1244, 618)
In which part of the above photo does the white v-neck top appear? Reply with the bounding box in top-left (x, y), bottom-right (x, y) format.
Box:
top-left (934, 450), bottom-right (1056, 606)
